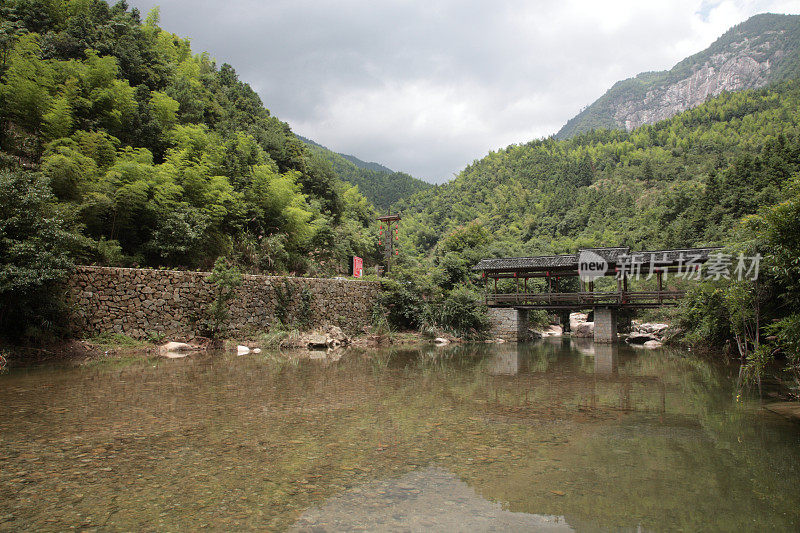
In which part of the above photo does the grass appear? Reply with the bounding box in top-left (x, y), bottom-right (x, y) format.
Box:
top-left (83, 332), bottom-right (149, 350)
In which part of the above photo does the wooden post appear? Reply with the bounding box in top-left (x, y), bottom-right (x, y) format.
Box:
top-left (524, 276), bottom-right (528, 305)
top-left (617, 272), bottom-right (622, 304)
top-left (623, 274), bottom-right (628, 303)
top-left (657, 271), bottom-right (663, 304)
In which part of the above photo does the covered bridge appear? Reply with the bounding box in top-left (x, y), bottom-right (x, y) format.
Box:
top-left (472, 246), bottom-right (720, 342)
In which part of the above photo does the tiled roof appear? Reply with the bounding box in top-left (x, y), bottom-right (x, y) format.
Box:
top-left (472, 247), bottom-right (721, 272)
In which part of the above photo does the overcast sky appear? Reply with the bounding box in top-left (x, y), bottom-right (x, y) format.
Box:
top-left (128, 0), bottom-right (800, 183)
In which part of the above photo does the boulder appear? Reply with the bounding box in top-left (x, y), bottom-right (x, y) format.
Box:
top-left (627, 333), bottom-right (659, 345)
top-left (643, 340), bottom-right (663, 349)
top-left (307, 334), bottom-right (329, 349)
top-left (539, 324), bottom-right (563, 337)
top-left (641, 323), bottom-right (670, 334)
top-left (569, 312), bottom-right (588, 331)
top-left (326, 325), bottom-right (348, 344)
top-left (237, 345), bottom-right (251, 356)
top-left (159, 341), bottom-right (201, 357)
top-left (434, 337), bottom-right (450, 346)
top-left (325, 326), bottom-right (350, 349)
top-left (573, 321), bottom-right (594, 338)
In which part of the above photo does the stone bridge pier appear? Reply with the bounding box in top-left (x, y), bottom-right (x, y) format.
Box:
top-left (593, 307), bottom-right (618, 343)
top-left (487, 308), bottom-right (530, 342)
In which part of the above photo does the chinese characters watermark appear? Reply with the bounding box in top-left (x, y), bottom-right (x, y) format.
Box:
top-left (615, 252), bottom-right (761, 281)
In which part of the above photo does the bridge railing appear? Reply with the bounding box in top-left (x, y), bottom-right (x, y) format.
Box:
top-left (486, 290), bottom-right (686, 308)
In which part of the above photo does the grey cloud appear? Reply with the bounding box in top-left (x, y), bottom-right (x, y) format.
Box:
top-left (128, 0), bottom-right (797, 182)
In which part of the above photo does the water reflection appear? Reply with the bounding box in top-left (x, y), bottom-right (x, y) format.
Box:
top-left (0, 341), bottom-right (799, 531)
top-left (292, 467), bottom-right (574, 532)
top-left (593, 344), bottom-right (618, 375)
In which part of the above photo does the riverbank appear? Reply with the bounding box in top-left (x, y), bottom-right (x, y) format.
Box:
top-left (0, 328), bottom-right (465, 368)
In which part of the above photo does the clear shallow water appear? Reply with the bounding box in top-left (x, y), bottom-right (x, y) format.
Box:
top-left (1, 338), bottom-right (799, 532)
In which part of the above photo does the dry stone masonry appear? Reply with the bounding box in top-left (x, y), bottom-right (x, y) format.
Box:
top-left (70, 266), bottom-right (381, 339)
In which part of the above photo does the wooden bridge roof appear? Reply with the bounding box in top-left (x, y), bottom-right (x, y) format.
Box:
top-left (472, 246), bottom-right (720, 273)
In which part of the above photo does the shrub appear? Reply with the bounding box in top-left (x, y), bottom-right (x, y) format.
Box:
top-left (435, 285), bottom-right (490, 338)
top-left (377, 278), bottom-right (426, 330)
top-left (205, 258), bottom-right (242, 338)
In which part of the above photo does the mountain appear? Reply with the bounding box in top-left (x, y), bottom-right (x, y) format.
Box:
top-left (395, 80), bottom-right (800, 277)
top-left (339, 154), bottom-right (393, 174)
top-left (297, 136), bottom-right (433, 212)
top-left (556, 13), bottom-right (800, 139)
top-left (295, 135), bottom-right (393, 173)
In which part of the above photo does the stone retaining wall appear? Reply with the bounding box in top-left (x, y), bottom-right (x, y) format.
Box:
top-left (70, 266), bottom-right (382, 339)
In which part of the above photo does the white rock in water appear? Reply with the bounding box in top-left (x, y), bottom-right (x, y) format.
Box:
top-left (252, 348), bottom-right (262, 354)
top-left (159, 341), bottom-right (193, 353)
top-left (434, 337), bottom-right (450, 346)
top-left (237, 345), bottom-right (251, 356)
top-left (643, 340), bottom-right (663, 349)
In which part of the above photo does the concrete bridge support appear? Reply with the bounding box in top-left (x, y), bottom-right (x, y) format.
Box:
top-left (487, 308), bottom-right (530, 342)
top-left (593, 307), bottom-right (618, 343)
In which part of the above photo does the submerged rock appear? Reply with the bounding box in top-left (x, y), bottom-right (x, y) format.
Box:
top-left (763, 402), bottom-right (800, 421)
top-left (434, 337), bottom-right (450, 346)
top-left (643, 340), bottom-right (663, 349)
top-left (237, 345), bottom-right (251, 356)
top-left (161, 351), bottom-right (189, 359)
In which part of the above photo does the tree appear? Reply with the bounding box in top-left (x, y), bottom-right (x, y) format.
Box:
top-left (0, 171), bottom-right (80, 338)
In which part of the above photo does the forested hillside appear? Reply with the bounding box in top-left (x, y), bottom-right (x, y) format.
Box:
top-left (557, 13), bottom-right (800, 139)
top-left (298, 136), bottom-right (433, 212)
top-left (395, 80), bottom-right (800, 280)
top-left (0, 0), bottom-right (380, 276)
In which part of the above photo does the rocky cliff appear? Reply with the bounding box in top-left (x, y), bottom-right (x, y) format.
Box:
top-left (557, 13), bottom-right (800, 139)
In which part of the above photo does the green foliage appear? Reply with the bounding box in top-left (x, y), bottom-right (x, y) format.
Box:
top-left (273, 279), bottom-right (295, 328)
top-left (397, 81), bottom-right (800, 279)
top-left (0, 171), bottom-right (79, 339)
top-left (0, 1), bottom-right (379, 277)
top-left (205, 257), bottom-right (242, 338)
top-left (377, 278), bottom-right (427, 331)
top-left (435, 285), bottom-right (490, 338)
top-left (376, 276), bottom-right (489, 338)
top-left (298, 287), bottom-right (314, 330)
top-left (299, 136), bottom-right (433, 212)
